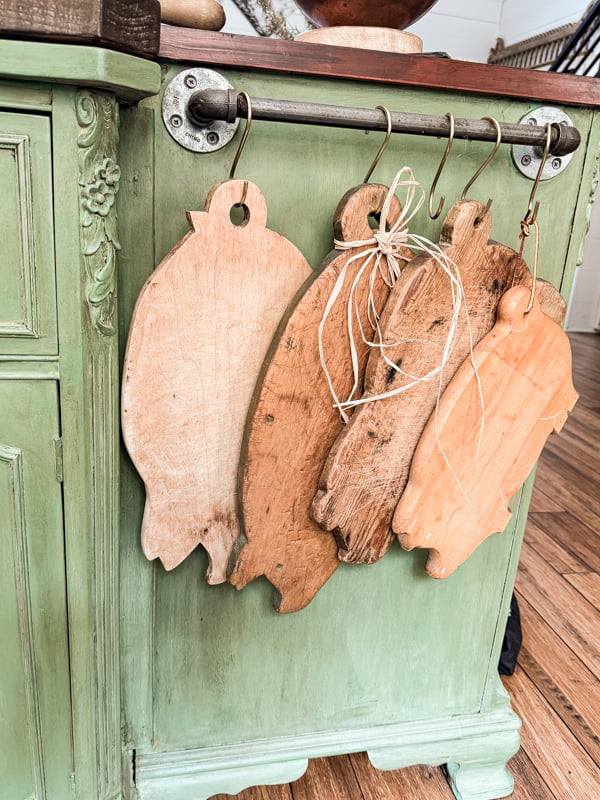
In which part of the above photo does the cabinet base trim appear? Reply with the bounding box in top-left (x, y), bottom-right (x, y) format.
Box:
top-left (134, 708), bottom-right (520, 800)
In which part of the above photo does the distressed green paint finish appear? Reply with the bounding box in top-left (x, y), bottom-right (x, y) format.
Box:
top-left (480, 476), bottom-right (535, 712)
top-left (0, 46), bottom-right (594, 800)
top-left (0, 38), bottom-right (161, 102)
top-left (560, 112), bottom-right (600, 301)
top-left (151, 67), bottom-right (594, 295)
top-left (77, 90), bottom-right (121, 336)
top-left (0, 79), bottom-right (52, 111)
top-left (117, 101), bottom-right (157, 759)
top-left (0, 39), bottom-right (158, 800)
top-left (51, 86), bottom-right (122, 800)
top-left (0, 112), bottom-right (57, 355)
top-left (0, 380), bottom-right (72, 800)
top-left (134, 707), bottom-right (519, 800)
top-left (118, 64), bottom-right (600, 800)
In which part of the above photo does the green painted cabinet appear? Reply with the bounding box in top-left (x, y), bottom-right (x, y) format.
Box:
top-left (0, 381), bottom-right (72, 800)
top-left (117, 48), bottom-right (600, 800)
top-left (1, 29), bottom-right (599, 800)
top-left (0, 43), bottom-right (160, 800)
top-left (0, 113), bottom-right (57, 355)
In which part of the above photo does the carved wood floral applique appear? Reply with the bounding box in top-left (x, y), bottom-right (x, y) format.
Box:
top-left (77, 90), bottom-right (121, 336)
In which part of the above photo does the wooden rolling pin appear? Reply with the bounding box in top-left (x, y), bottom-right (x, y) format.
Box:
top-left (160, 0), bottom-right (226, 30)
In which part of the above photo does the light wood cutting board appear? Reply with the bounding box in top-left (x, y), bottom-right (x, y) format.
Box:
top-left (311, 200), bottom-right (539, 564)
top-left (230, 183), bottom-right (411, 612)
top-left (393, 284), bottom-right (578, 578)
top-left (121, 179), bottom-right (311, 583)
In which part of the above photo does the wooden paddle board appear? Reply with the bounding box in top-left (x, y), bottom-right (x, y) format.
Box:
top-left (121, 179), bottom-right (311, 583)
top-left (393, 284), bottom-right (578, 578)
top-left (230, 183), bottom-right (411, 612)
top-left (312, 200), bottom-right (538, 564)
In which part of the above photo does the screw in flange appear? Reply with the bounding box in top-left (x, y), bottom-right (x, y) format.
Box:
top-left (170, 114), bottom-right (183, 128)
top-left (521, 154), bottom-right (532, 167)
top-left (206, 131), bottom-right (220, 146)
top-left (184, 74), bottom-right (197, 89)
top-left (552, 157), bottom-right (562, 170)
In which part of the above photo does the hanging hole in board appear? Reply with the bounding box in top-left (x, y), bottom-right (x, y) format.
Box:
top-left (230, 203), bottom-right (250, 226)
top-left (368, 211), bottom-right (390, 231)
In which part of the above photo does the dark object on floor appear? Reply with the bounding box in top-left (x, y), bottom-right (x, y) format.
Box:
top-left (499, 593), bottom-right (522, 675)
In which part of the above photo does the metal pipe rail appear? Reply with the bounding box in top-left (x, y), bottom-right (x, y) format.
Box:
top-left (188, 89), bottom-right (581, 156)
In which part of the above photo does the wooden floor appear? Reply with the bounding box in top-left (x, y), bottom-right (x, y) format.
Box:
top-left (215, 332), bottom-right (600, 800)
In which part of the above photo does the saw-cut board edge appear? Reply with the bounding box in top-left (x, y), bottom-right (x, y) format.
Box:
top-left (393, 284), bottom-right (578, 579)
top-left (122, 179), bottom-right (311, 584)
top-left (231, 182), bottom-right (411, 612)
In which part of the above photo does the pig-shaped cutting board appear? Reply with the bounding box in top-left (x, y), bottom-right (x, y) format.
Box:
top-left (230, 183), bottom-right (411, 612)
top-left (121, 179), bottom-right (311, 583)
top-left (394, 284), bottom-right (578, 577)
top-left (311, 200), bottom-right (559, 565)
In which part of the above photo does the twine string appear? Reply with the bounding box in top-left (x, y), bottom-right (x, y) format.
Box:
top-left (318, 168), bottom-right (487, 519)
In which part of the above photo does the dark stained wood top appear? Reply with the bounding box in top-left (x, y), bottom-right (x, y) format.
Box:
top-left (159, 25), bottom-right (600, 108)
top-left (0, 0), bottom-right (160, 57)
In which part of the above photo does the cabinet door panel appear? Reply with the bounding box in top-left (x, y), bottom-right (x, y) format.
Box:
top-left (0, 381), bottom-right (72, 800)
top-left (0, 113), bottom-right (57, 354)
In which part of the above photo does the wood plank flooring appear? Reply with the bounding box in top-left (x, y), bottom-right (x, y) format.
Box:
top-left (214, 332), bottom-right (600, 800)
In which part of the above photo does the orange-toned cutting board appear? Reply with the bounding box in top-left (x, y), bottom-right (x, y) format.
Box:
top-left (393, 284), bottom-right (578, 578)
top-left (230, 183), bottom-right (411, 612)
top-left (121, 180), bottom-right (311, 583)
top-left (311, 200), bottom-right (538, 564)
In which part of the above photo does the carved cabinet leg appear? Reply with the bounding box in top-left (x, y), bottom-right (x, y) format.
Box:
top-left (446, 759), bottom-right (515, 800)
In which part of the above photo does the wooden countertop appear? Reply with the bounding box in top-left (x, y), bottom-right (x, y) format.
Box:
top-left (159, 25), bottom-right (600, 108)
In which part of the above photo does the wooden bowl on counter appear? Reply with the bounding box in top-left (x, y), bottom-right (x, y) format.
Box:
top-left (294, 0), bottom-right (440, 29)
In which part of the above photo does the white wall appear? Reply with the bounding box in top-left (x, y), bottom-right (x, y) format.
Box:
top-left (566, 201), bottom-right (600, 331)
top-left (220, 1), bottom-right (258, 36)
top-left (218, 0), bottom-right (600, 330)
top-left (407, 0), bottom-right (502, 62)
top-left (499, 0), bottom-right (588, 45)
top-left (221, 0), bottom-right (506, 62)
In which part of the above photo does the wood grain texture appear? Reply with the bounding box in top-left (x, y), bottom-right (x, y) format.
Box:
top-left (160, 0), bottom-right (225, 30)
top-left (528, 484), bottom-right (564, 513)
top-left (295, 27), bottom-right (423, 54)
top-left (503, 666), bottom-right (600, 800)
top-left (350, 752), bottom-right (451, 798)
top-left (394, 285), bottom-right (578, 578)
top-left (529, 511), bottom-right (600, 575)
top-left (524, 517), bottom-right (587, 575)
top-left (565, 571), bottom-right (600, 609)
top-left (158, 26), bottom-right (600, 107)
top-left (121, 179), bottom-right (310, 583)
top-left (516, 597), bottom-right (600, 768)
top-left (230, 183), bottom-right (409, 612)
top-left (212, 781), bottom-right (293, 800)
top-left (516, 542), bottom-right (600, 676)
top-left (291, 755), bottom-right (363, 800)
top-left (312, 200), bottom-right (533, 564)
top-left (508, 748), bottom-right (562, 800)
top-left (0, 0), bottom-right (161, 56)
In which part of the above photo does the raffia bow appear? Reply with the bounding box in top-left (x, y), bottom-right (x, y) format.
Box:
top-left (319, 167), bottom-right (481, 428)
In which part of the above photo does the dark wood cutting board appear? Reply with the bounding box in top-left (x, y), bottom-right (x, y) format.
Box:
top-left (230, 182), bottom-right (411, 612)
top-left (311, 199), bottom-right (541, 564)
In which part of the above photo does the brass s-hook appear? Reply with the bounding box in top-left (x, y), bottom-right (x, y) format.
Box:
top-left (364, 106), bottom-right (393, 183)
top-left (523, 122), bottom-right (553, 228)
top-left (229, 91), bottom-right (253, 206)
top-left (461, 116), bottom-right (502, 219)
top-left (428, 112), bottom-right (455, 219)
top-left (520, 122), bottom-right (552, 313)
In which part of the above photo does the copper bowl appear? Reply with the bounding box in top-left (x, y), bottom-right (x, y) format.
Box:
top-left (294, 0), bottom-right (439, 28)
